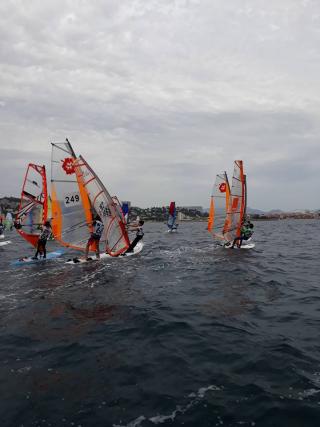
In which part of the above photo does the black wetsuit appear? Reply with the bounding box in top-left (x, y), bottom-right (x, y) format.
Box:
top-left (34, 227), bottom-right (51, 259)
top-left (126, 226), bottom-right (144, 253)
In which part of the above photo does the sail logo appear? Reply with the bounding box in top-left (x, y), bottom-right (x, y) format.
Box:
top-left (99, 201), bottom-right (111, 218)
top-left (62, 158), bottom-right (75, 175)
top-left (219, 183), bottom-right (226, 193)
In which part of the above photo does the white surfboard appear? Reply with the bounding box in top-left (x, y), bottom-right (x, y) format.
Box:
top-left (66, 241), bottom-right (144, 264)
top-left (224, 242), bottom-right (255, 249)
top-left (0, 240), bottom-right (11, 247)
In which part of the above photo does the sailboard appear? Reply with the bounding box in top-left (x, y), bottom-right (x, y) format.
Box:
top-left (0, 240), bottom-right (11, 247)
top-left (66, 241), bottom-right (143, 264)
top-left (11, 249), bottom-right (65, 266)
top-left (224, 241), bottom-right (255, 249)
top-left (15, 163), bottom-right (48, 247)
top-left (167, 201), bottom-right (178, 232)
top-left (73, 155), bottom-right (130, 256)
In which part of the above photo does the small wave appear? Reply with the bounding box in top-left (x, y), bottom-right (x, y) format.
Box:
top-left (113, 384), bottom-right (220, 427)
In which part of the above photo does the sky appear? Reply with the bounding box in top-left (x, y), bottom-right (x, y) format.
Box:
top-left (0, 0), bottom-right (319, 210)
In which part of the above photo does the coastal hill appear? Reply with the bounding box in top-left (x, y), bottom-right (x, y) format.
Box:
top-left (0, 197), bottom-right (318, 221)
top-left (0, 197), bottom-right (20, 213)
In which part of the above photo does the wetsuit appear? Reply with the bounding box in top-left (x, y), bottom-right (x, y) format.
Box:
top-left (125, 225), bottom-right (144, 253)
top-left (88, 220), bottom-right (104, 244)
top-left (85, 220), bottom-right (104, 259)
top-left (231, 225), bottom-right (253, 248)
top-left (34, 226), bottom-right (51, 259)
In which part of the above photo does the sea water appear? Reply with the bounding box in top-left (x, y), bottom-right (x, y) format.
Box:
top-left (0, 220), bottom-right (319, 426)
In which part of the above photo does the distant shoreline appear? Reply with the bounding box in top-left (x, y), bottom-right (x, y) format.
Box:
top-left (143, 217), bottom-right (319, 223)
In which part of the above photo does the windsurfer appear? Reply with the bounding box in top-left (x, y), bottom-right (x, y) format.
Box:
top-left (231, 221), bottom-right (254, 248)
top-left (14, 219), bottom-right (22, 230)
top-left (85, 215), bottom-right (104, 260)
top-left (0, 220), bottom-right (4, 237)
top-left (33, 221), bottom-right (52, 259)
top-left (124, 220), bottom-right (144, 254)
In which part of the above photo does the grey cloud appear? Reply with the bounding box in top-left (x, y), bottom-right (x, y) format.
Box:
top-left (1, 0), bottom-right (320, 209)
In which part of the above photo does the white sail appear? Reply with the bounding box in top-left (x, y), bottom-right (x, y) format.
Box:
top-left (207, 172), bottom-right (231, 240)
top-left (51, 141), bottom-right (93, 250)
top-left (74, 156), bottom-right (130, 256)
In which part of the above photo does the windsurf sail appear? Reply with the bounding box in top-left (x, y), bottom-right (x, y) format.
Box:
top-left (112, 196), bottom-right (126, 224)
top-left (224, 160), bottom-right (246, 241)
top-left (51, 140), bottom-right (94, 250)
top-left (167, 202), bottom-right (177, 230)
top-left (16, 163), bottom-right (48, 247)
top-left (74, 156), bottom-right (130, 256)
top-left (207, 172), bottom-right (231, 240)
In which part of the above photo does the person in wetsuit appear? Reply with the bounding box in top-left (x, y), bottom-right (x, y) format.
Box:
top-left (0, 220), bottom-right (4, 237)
top-left (124, 220), bottom-right (144, 254)
top-left (85, 215), bottom-right (104, 260)
top-left (231, 221), bottom-right (254, 248)
top-left (33, 221), bottom-right (52, 259)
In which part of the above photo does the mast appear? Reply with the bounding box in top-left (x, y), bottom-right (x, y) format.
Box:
top-left (243, 174), bottom-right (247, 219)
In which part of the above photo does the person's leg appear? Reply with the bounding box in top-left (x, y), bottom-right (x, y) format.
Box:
top-left (126, 235), bottom-right (142, 253)
top-left (43, 241), bottom-right (47, 258)
top-left (33, 241), bottom-right (41, 259)
top-left (231, 237), bottom-right (239, 248)
top-left (96, 239), bottom-right (100, 259)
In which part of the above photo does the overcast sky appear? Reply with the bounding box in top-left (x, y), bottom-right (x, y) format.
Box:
top-left (0, 0), bottom-right (319, 210)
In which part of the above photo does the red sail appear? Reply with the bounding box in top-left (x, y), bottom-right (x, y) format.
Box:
top-left (169, 202), bottom-right (176, 217)
top-left (16, 164), bottom-right (48, 248)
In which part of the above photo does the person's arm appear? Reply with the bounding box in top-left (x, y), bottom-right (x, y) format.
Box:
top-left (127, 224), bottom-right (139, 230)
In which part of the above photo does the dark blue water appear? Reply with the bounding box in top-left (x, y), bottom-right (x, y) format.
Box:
top-left (1, 220), bottom-right (320, 426)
